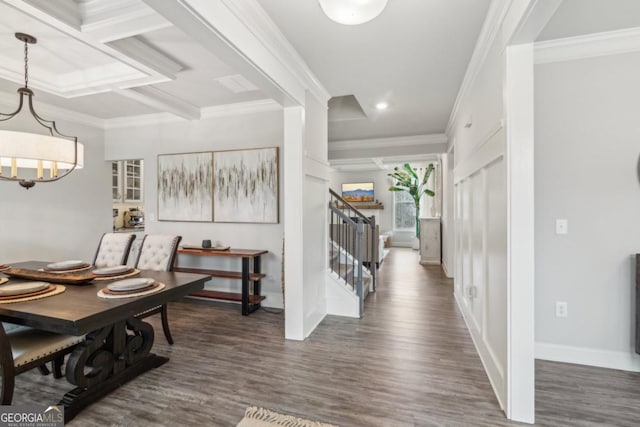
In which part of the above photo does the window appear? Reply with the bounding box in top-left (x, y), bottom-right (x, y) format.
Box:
top-left (394, 190), bottom-right (415, 230)
top-left (111, 162), bottom-right (120, 200)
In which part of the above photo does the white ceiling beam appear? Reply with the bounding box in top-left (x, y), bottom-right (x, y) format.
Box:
top-left (108, 37), bottom-right (183, 79)
top-left (116, 86), bottom-right (201, 120)
top-left (142, 0), bottom-right (295, 107)
top-left (22, 0), bottom-right (82, 29)
top-left (79, 0), bottom-right (172, 43)
top-left (3, 0), bottom-right (175, 86)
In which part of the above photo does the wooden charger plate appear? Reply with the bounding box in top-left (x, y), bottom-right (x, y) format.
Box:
top-left (0, 284), bottom-right (58, 301)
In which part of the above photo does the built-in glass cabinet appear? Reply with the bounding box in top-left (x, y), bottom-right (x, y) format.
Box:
top-left (112, 160), bottom-right (143, 203)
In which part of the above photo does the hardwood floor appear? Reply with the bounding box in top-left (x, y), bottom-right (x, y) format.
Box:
top-left (11, 248), bottom-right (640, 426)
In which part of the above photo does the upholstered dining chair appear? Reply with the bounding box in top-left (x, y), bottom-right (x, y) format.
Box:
top-left (92, 232), bottom-right (137, 268)
top-left (0, 323), bottom-right (83, 404)
top-left (132, 234), bottom-right (182, 345)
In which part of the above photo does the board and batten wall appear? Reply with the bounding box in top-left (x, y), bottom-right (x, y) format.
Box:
top-left (449, 31), bottom-right (508, 409)
top-left (535, 51), bottom-right (640, 370)
top-left (0, 115), bottom-right (111, 263)
top-left (105, 109), bottom-right (284, 308)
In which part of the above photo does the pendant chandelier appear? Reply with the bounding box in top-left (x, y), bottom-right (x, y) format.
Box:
top-left (0, 33), bottom-right (84, 190)
top-left (318, 0), bottom-right (388, 25)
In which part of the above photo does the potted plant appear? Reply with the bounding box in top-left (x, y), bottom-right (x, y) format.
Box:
top-left (388, 163), bottom-right (435, 245)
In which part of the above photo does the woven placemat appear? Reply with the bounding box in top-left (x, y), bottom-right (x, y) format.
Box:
top-left (92, 268), bottom-right (140, 281)
top-left (0, 278), bottom-right (7, 285)
top-left (97, 282), bottom-right (165, 299)
top-left (0, 284), bottom-right (65, 304)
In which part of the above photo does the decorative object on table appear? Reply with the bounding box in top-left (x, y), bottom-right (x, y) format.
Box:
top-left (237, 406), bottom-right (338, 427)
top-left (0, 284), bottom-right (65, 304)
top-left (0, 33), bottom-right (83, 190)
top-left (0, 264), bottom-right (9, 272)
top-left (388, 163), bottom-right (435, 239)
top-left (202, 239), bottom-right (212, 248)
top-left (318, 0), bottom-right (388, 26)
top-left (97, 281), bottom-right (165, 299)
top-left (213, 147), bottom-right (279, 223)
top-left (158, 152), bottom-right (213, 221)
top-left (2, 268), bottom-right (94, 285)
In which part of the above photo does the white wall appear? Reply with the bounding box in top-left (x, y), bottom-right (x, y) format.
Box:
top-left (535, 51), bottom-right (640, 370)
top-left (105, 109), bottom-right (285, 308)
top-left (0, 116), bottom-right (110, 263)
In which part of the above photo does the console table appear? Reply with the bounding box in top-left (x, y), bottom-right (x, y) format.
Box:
top-left (174, 248), bottom-right (268, 315)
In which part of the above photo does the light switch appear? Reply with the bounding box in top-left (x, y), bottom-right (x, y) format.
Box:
top-left (555, 219), bottom-right (568, 235)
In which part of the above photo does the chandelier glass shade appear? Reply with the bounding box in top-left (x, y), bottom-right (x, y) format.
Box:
top-left (0, 33), bottom-right (83, 189)
top-left (318, 0), bottom-right (388, 25)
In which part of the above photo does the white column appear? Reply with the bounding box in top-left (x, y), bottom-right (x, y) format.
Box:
top-left (505, 43), bottom-right (535, 424)
top-left (284, 106), bottom-right (305, 340)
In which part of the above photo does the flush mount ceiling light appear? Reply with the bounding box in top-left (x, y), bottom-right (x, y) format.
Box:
top-left (0, 33), bottom-right (84, 190)
top-left (319, 0), bottom-right (388, 25)
top-left (375, 102), bottom-right (389, 111)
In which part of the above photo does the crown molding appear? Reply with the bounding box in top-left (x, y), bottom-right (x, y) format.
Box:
top-left (535, 27), bottom-right (640, 64)
top-left (104, 99), bottom-right (281, 129)
top-left (445, 0), bottom-right (512, 136)
top-left (0, 91), bottom-right (105, 129)
top-left (329, 134), bottom-right (448, 152)
top-left (220, 0), bottom-right (331, 104)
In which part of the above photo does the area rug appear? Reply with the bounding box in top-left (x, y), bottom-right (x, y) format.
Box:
top-left (237, 407), bottom-right (338, 427)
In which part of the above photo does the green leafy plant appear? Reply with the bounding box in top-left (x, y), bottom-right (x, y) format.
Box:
top-left (388, 163), bottom-right (435, 237)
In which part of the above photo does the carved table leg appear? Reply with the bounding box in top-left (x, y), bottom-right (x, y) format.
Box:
top-left (59, 317), bottom-right (167, 422)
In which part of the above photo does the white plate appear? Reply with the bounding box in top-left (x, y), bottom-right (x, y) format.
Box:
top-left (92, 265), bottom-right (130, 276)
top-left (107, 278), bottom-right (155, 292)
top-left (0, 281), bottom-right (49, 297)
top-left (47, 260), bottom-right (85, 270)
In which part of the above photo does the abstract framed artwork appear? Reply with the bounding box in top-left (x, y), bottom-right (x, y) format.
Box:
top-left (213, 147), bottom-right (279, 223)
top-left (157, 152), bottom-right (213, 222)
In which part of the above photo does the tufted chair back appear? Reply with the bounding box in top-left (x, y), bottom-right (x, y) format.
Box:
top-left (93, 233), bottom-right (136, 268)
top-left (134, 235), bottom-right (182, 272)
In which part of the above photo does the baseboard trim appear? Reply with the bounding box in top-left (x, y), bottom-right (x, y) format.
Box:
top-left (535, 342), bottom-right (640, 372)
top-left (442, 260), bottom-right (453, 278)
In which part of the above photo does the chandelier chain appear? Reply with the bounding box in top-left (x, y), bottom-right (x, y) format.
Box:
top-left (23, 39), bottom-right (29, 88)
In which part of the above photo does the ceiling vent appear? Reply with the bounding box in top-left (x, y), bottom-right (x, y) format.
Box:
top-left (216, 74), bottom-right (258, 93)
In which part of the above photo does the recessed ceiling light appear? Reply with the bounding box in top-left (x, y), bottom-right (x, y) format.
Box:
top-left (375, 102), bottom-right (389, 111)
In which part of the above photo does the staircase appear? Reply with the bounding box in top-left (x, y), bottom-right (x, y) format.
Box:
top-left (327, 189), bottom-right (377, 318)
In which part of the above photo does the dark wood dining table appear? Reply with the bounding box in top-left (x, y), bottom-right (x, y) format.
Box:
top-left (0, 261), bottom-right (209, 422)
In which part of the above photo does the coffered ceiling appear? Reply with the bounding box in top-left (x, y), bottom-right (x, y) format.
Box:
top-left (0, 0), bottom-right (266, 121)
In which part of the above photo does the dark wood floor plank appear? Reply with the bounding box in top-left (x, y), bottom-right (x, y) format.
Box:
top-left (10, 248), bottom-right (640, 426)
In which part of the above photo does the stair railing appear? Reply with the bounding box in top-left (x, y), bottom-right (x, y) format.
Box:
top-left (328, 189), bottom-right (377, 296)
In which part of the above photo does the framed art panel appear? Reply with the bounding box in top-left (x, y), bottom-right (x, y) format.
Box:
top-left (213, 147), bottom-right (279, 223)
top-left (158, 152), bottom-right (213, 222)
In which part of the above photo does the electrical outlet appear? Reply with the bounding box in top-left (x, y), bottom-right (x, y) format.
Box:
top-left (467, 286), bottom-right (477, 299)
top-left (556, 301), bottom-right (568, 318)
